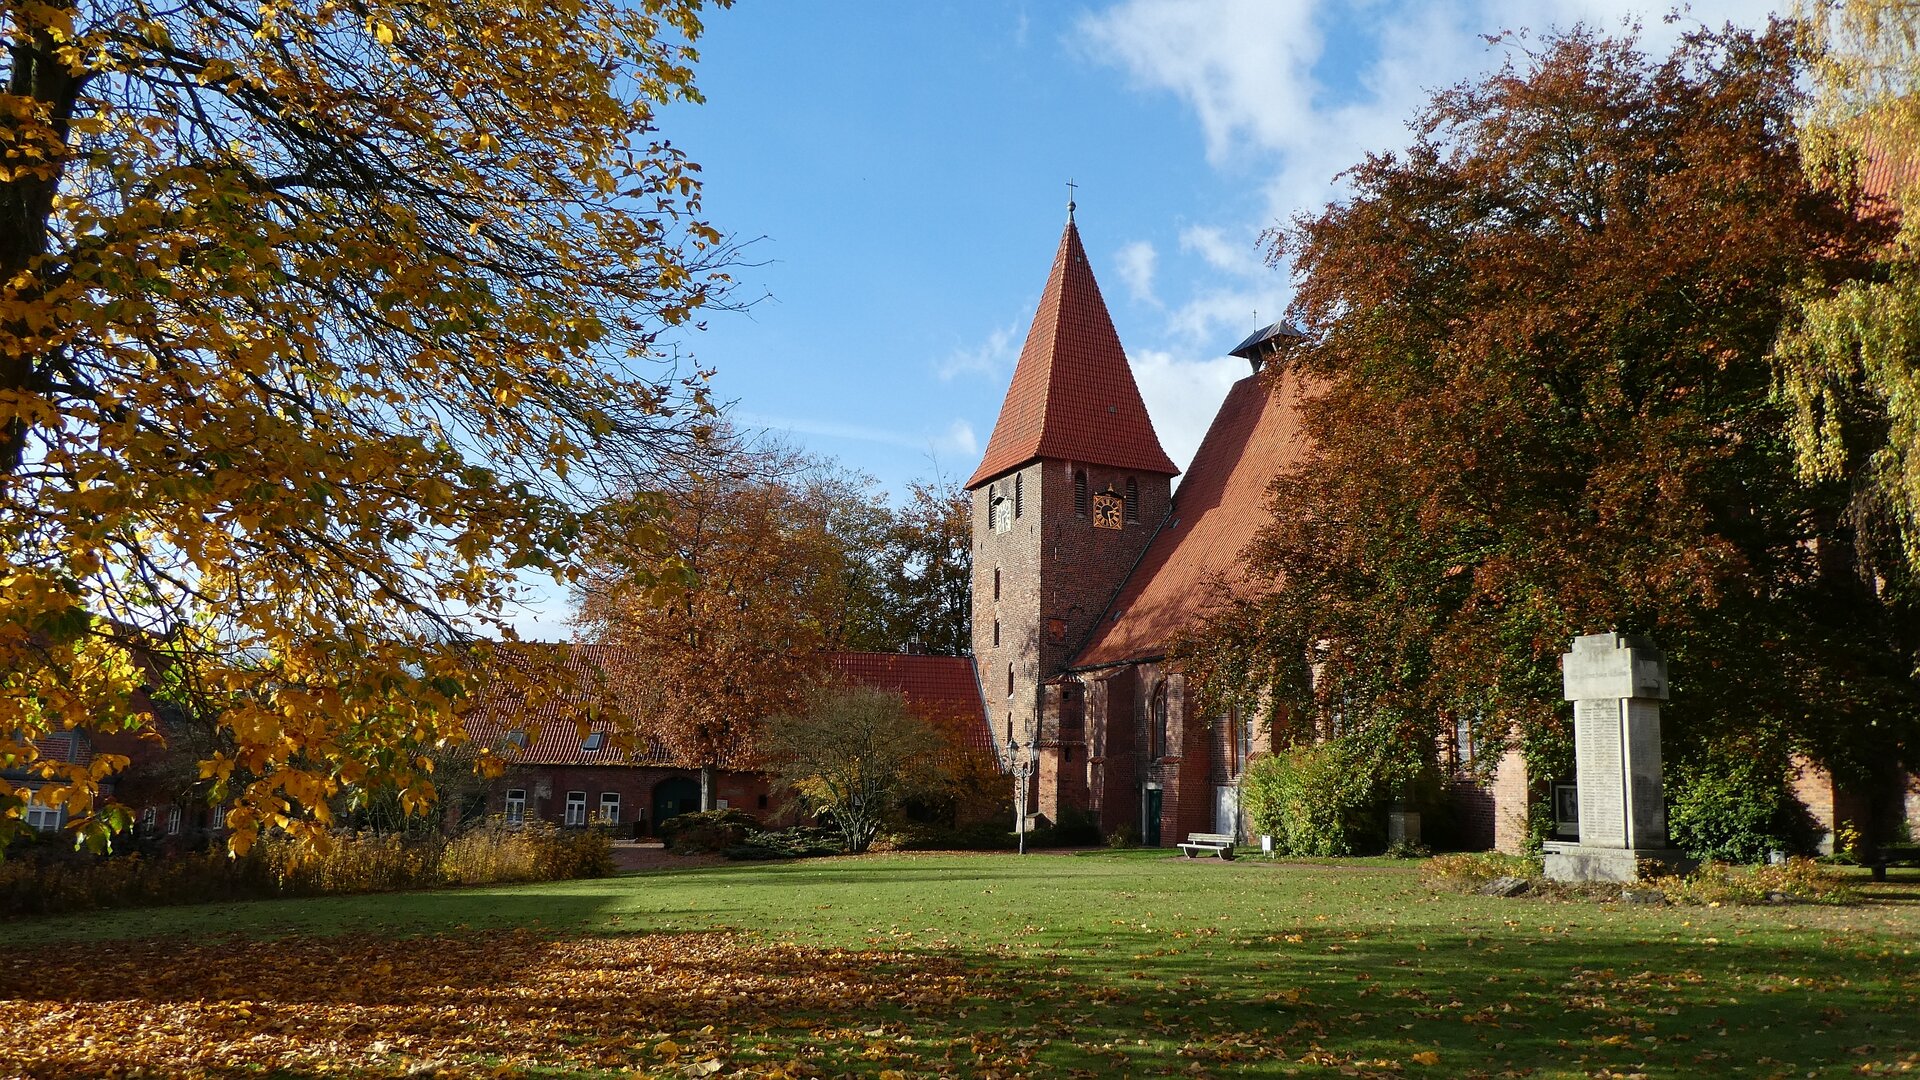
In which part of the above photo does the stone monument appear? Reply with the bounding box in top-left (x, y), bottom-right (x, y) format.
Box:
top-left (1543, 632), bottom-right (1690, 883)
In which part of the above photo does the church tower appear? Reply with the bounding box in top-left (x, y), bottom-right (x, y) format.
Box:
top-left (967, 210), bottom-right (1177, 818)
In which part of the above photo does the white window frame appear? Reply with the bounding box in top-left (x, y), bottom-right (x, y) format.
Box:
top-left (23, 794), bottom-right (62, 833)
top-left (504, 788), bottom-right (527, 826)
top-left (598, 792), bottom-right (620, 822)
top-left (140, 806), bottom-right (156, 831)
top-left (166, 805), bottom-right (181, 835)
top-left (564, 790), bottom-right (587, 826)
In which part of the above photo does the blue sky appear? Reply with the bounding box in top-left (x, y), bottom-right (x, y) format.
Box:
top-left (512, 0), bottom-right (1781, 636)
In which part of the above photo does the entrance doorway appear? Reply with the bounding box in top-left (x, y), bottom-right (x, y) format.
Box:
top-left (652, 776), bottom-right (700, 832)
top-left (1143, 786), bottom-right (1163, 847)
top-left (1214, 784), bottom-right (1240, 839)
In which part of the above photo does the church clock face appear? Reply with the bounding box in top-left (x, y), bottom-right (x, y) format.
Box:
top-left (1092, 492), bottom-right (1123, 530)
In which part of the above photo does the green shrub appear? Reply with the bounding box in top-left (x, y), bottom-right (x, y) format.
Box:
top-left (1242, 740), bottom-right (1382, 856)
top-left (1106, 824), bottom-right (1139, 849)
top-left (1666, 753), bottom-right (1817, 863)
top-left (881, 821), bottom-right (1012, 851)
top-left (659, 809), bottom-right (762, 854)
top-left (721, 826), bottom-right (843, 861)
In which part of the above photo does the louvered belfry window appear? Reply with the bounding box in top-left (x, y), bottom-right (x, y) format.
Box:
top-left (1125, 477), bottom-right (1139, 522)
top-left (1074, 470), bottom-right (1088, 516)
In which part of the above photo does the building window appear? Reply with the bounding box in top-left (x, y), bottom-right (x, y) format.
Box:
top-left (166, 806), bottom-right (181, 835)
top-left (993, 567), bottom-right (1001, 600)
top-left (1064, 746), bottom-right (1074, 763)
top-left (599, 792), bottom-right (621, 822)
top-left (506, 730), bottom-right (529, 750)
top-left (1150, 680), bottom-right (1169, 760)
top-left (504, 788), bottom-right (527, 826)
top-left (139, 806), bottom-right (156, 832)
top-left (1047, 617), bottom-right (1066, 642)
top-left (564, 791), bottom-right (588, 826)
top-left (582, 731), bottom-right (605, 753)
top-left (1074, 470), bottom-right (1088, 516)
top-left (1007, 663), bottom-right (1015, 697)
top-left (993, 620), bottom-right (1001, 647)
top-left (1013, 473), bottom-right (1024, 518)
top-left (986, 485), bottom-right (996, 531)
top-left (757, 794), bottom-right (769, 810)
top-left (23, 795), bottom-right (61, 833)
top-left (1125, 477), bottom-right (1139, 522)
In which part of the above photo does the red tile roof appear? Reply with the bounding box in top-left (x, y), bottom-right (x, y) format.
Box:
top-left (1072, 365), bottom-right (1314, 668)
top-left (462, 646), bottom-right (992, 767)
top-left (825, 651), bottom-right (993, 757)
top-left (1858, 128), bottom-right (1920, 204)
top-left (966, 219), bottom-right (1178, 488)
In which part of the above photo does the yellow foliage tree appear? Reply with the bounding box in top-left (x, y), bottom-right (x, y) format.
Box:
top-left (1, 0), bottom-right (735, 854)
top-left (1778, 1), bottom-right (1920, 569)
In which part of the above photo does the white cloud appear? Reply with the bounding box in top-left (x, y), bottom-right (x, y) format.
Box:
top-left (1078, 0), bottom-right (1324, 168)
top-left (939, 322), bottom-right (1021, 382)
top-left (733, 410), bottom-right (978, 461)
top-left (1114, 240), bottom-right (1160, 305)
top-left (1128, 348), bottom-right (1249, 473)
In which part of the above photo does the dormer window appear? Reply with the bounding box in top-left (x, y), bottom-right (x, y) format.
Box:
top-left (506, 731), bottom-right (529, 750)
top-left (581, 731), bottom-right (605, 753)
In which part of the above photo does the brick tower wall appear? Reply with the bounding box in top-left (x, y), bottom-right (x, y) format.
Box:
top-left (971, 459), bottom-right (1170, 772)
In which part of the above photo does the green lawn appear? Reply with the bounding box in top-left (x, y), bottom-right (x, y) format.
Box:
top-left (10, 850), bottom-right (1920, 1078)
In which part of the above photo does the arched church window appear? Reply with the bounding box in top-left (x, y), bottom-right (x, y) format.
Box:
top-left (993, 620), bottom-right (1001, 647)
top-left (1074, 470), bottom-right (1088, 516)
top-left (1150, 679), bottom-right (1169, 760)
top-left (1007, 663), bottom-right (1015, 697)
top-left (993, 567), bottom-right (1001, 600)
top-left (1125, 477), bottom-right (1139, 522)
top-left (1014, 473), bottom-right (1024, 518)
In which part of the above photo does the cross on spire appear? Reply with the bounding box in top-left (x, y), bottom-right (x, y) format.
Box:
top-left (1066, 178), bottom-right (1078, 221)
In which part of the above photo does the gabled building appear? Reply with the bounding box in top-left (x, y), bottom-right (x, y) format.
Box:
top-left (462, 647), bottom-right (992, 833)
top-left (966, 212), bottom-right (1314, 846)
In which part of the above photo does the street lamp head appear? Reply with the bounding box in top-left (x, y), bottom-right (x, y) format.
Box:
top-left (1004, 734), bottom-right (1018, 757)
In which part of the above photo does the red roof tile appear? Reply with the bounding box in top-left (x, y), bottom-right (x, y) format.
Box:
top-left (1858, 128), bottom-right (1920, 204)
top-left (1072, 365), bottom-right (1314, 668)
top-left (825, 651), bottom-right (993, 757)
top-left (462, 646), bottom-right (992, 767)
top-left (966, 219), bottom-right (1178, 488)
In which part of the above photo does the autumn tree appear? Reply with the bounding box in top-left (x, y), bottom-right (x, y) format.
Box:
top-left (764, 685), bottom-right (943, 853)
top-left (1177, 25), bottom-right (1920, 854)
top-left (877, 478), bottom-right (972, 656)
top-left (1, 0), bottom-right (737, 852)
top-left (576, 443), bottom-right (860, 809)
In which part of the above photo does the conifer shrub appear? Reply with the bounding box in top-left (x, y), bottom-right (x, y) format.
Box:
top-left (659, 809), bottom-right (763, 854)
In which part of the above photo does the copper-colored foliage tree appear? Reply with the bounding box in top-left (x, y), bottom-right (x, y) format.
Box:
top-left (1, 0), bottom-right (735, 852)
top-left (576, 447), bottom-right (861, 808)
top-left (1178, 25), bottom-right (1920, 806)
top-left (878, 478), bottom-right (972, 656)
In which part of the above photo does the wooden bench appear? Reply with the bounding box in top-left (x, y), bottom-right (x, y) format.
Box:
top-left (1865, 846), bottom-right (1920, 881)
top-left (1178, 832), bottom-right (1236, 860)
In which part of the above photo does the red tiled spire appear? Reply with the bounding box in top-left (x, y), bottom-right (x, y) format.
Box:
top-left (965, 219), bottom-right (1178, 489)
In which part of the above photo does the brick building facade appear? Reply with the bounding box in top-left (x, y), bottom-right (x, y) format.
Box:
top-left (463, 647), bottom-right (991, 834)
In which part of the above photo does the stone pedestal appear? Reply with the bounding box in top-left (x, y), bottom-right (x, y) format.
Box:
top-left (1544, 633), bottom-right (1690, 883)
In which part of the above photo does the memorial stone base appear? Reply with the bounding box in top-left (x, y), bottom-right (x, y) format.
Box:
top-left (1543, 841), bottom-right (1691, 883)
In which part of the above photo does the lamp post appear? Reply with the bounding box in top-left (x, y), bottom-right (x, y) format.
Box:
top-left (1005, 733), bottom-right (1036, 855)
